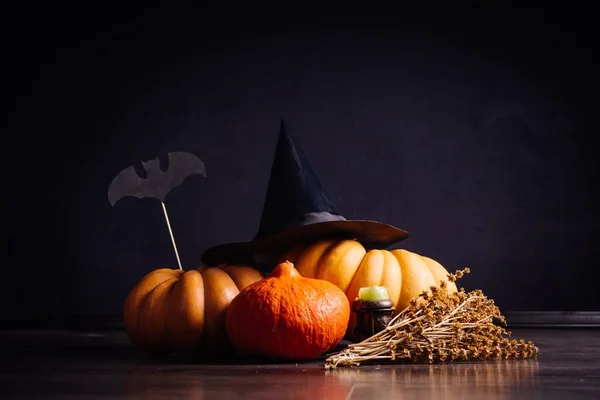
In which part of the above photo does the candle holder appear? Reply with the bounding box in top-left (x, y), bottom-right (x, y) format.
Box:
top-left (352, 299), bottom-right (396, 341)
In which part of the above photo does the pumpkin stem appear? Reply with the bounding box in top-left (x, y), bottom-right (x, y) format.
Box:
top-left (271, 261), bottom-right (300, 278)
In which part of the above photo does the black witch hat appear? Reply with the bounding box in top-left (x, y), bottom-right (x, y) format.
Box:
top-left (201, 119), bottom-right (409, 269)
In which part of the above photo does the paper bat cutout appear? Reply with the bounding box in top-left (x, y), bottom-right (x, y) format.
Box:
top-left (108, 151), bottom-right (206, 206)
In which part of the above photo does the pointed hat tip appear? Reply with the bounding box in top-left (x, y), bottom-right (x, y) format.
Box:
top-left (278, 117), bottom-right (289, 140)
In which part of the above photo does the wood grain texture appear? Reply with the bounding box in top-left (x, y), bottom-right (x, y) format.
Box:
top-left (0, 328), bottom-right (598, 399)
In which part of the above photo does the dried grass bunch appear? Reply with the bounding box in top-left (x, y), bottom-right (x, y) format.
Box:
top-left (325, 268), bottom-right (539, 369)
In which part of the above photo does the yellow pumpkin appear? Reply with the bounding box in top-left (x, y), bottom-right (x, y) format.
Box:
top-left (123, 264), bottom-right (264, 355)
top-left (279, 239), bottom-right (458, 339)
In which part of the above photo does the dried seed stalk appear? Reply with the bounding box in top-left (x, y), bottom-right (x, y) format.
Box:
top-left (324, 268), bottom-right (538, 369)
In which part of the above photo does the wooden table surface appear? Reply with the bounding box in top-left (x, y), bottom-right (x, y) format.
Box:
top-left (0, 328), bottom-right (598, 399)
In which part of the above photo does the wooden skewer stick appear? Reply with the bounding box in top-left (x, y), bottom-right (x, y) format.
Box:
top-left (161, 201), bottom-right (183, 270)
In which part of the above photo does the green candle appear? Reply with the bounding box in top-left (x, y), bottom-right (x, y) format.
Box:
top-left (357, 286), bottom-right (390, 301)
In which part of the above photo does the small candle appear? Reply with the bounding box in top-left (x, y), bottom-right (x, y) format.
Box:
top-left (357, 285), bottom-right (390, 301)
top-left (352, 286), bottom-right (396, 341)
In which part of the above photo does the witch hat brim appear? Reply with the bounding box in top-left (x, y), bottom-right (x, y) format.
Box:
top-left (201, 216), bottom-right (408, 266)
top-left (201, 118), bottom-right (408, 267)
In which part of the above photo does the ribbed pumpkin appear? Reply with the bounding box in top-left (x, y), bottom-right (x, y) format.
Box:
top-left (123, 264), bottom-right (263, 355)
top-left (225, 261), bottom-right (350, 360)
top-left (279, 239), bottom-right (458, 339)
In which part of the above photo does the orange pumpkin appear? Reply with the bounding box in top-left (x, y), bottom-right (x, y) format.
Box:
top-left (225, 261), bottom-right (350, 360)
top-left (279, 239), bottom-right (458, 339)
top-left (123, 264), bottom-right (264, 355)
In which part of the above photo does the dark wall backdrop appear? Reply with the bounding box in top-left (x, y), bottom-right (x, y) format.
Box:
top-left (5, 4), bottom-right (598, 326)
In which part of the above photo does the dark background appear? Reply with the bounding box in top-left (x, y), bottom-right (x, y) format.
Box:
top-left (4, 4), bottom-right (598, 327)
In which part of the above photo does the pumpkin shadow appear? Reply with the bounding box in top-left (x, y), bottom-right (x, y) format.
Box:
top-left (121, 364), bottom-right (354, 400)
top-left (135, 340), bottom-right (354, 366)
